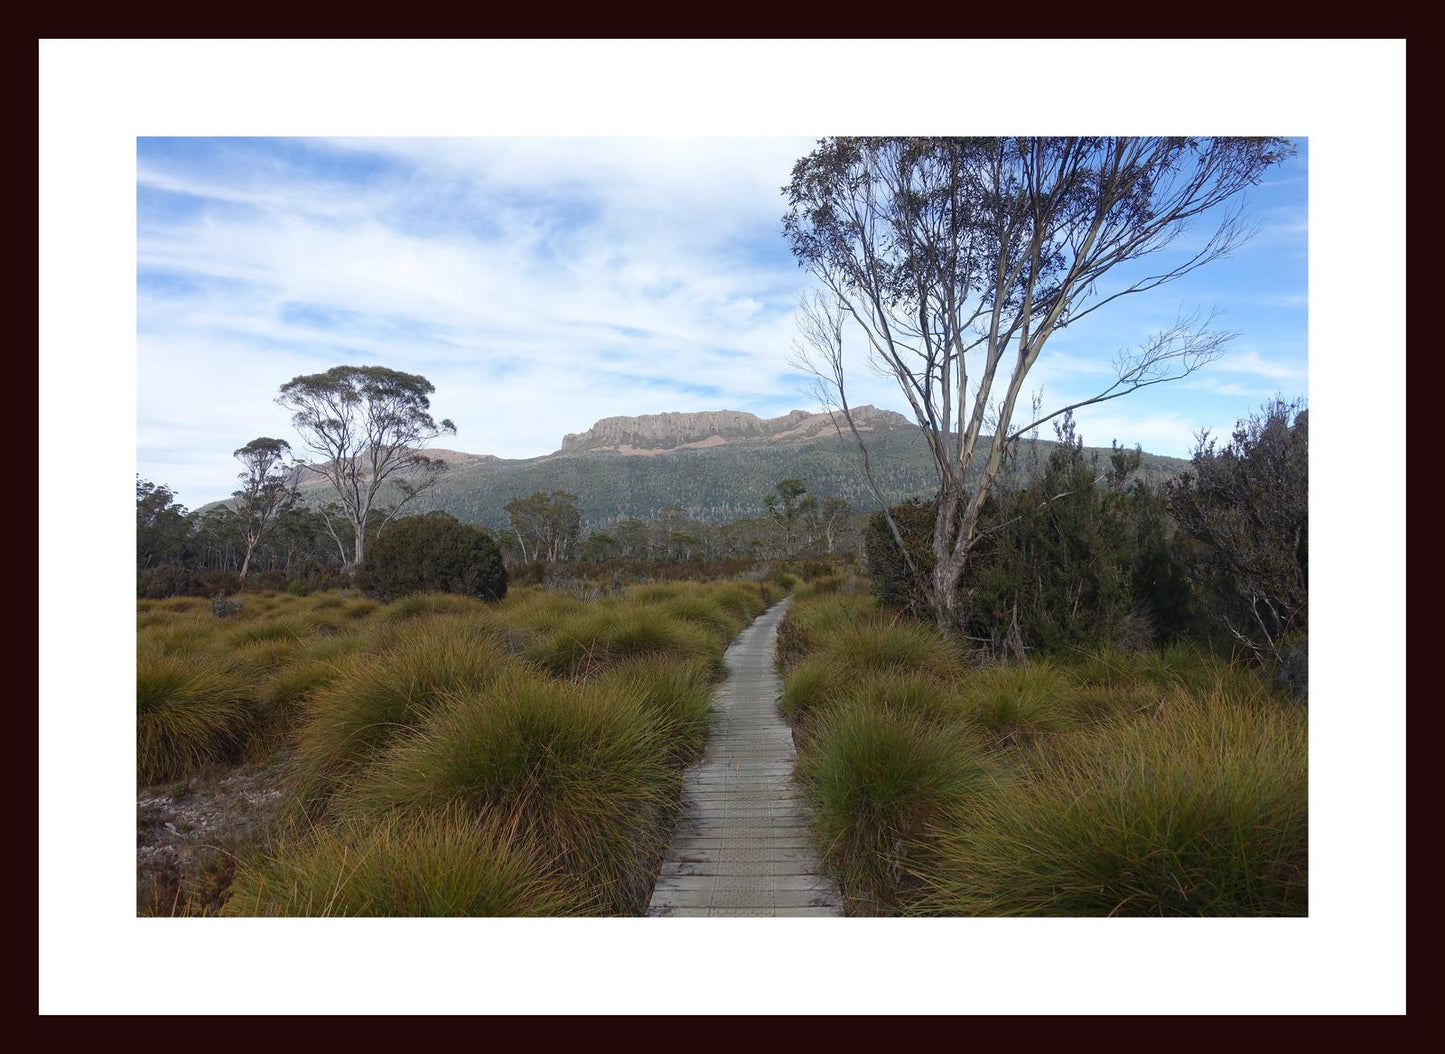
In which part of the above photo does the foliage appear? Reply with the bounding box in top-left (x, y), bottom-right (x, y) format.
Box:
top-left (863, 417), bottom-right (1196, 656)
top-left (358, 511), bottom-right (508, 602)
top-left (1167, 397), bottom-right (1308, 690)
top-left (862, 498), bottom-right (937, 618)
top-left (137, 477), bottom-right (192, 570)
top-left (276, 364), bottom-right (456, 568)
top-left (763, 478), bottom-right (816, 556)
top-left (231, 437), bottom-right (296, 579)
top-left (784, 136), bottom-right (1295, 620)
top-left (210, 593), bottom-right (244, 618)
top-left (504, 490), bottom-right (582, 563)
top-left (964, 417), bottom-right (1195, 655)
top-left (775, 584), bottom-right (1307, 916)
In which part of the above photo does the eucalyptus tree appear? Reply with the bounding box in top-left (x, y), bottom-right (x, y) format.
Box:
top-left (276, 365), bottom-right (455, 570)
top-left (785, 136), bottom-right (1294, 624)
top-left (764, 478), bottom-right (815, 557)
top-left (231, 436), bottom-right (296, 579)
top-left (504, 490), bottom-right (582, 563)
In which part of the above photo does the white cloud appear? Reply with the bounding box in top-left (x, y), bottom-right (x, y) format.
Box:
top-left (137, 138), bottom-right (824, 503)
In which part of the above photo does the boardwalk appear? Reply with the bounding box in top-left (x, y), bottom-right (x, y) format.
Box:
top-left (646, 597), bottom-right (844, 917)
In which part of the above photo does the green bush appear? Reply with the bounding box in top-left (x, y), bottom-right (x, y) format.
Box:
top-left (137, 562), bottom-right (205, 599)
top-left (1167, 398), bottom-right (1308, 692)
top-left (862, 498), bottom-right (937, 617)
top-left (360, 511), bottom-right (507, 602)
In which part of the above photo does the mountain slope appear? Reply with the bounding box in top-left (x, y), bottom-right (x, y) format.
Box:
top-left (354, 407), bottom-right (1195, 531)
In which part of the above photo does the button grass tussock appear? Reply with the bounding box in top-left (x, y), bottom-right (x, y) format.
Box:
top-left (137, 568), bottom-right (1303, 917)
top-left (137, 580), bottom-right (780, 915)
top-left (775, 581), bottom-right (1308, 916)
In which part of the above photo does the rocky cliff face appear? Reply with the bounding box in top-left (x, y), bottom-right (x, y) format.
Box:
top-left (558, 406), bottom-right (911, 455)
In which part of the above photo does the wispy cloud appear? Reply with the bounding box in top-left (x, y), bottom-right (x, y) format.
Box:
top-left (137, 137), bottom-right (1308, 504)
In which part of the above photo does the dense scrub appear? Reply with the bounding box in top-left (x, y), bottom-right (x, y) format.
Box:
top-left (358, 511), bottom-right (508, 602)
top-left (862, 403), bottom-right (1306, 696)
top-left (136, 578), bottom-right (781, 916)
top-left (775, 584), bottom-right (1308, 917)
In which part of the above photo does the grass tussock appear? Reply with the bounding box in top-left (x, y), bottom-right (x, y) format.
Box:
top-left (379, 592), bottom-right (485, 621)
top-left (139, 577), bottom-right (787, 914)
top-left (289, 619), bottom-right (515, 816)
top-left (777, 584), bottom-right (1307, 917)
top-left (954, 661), bottom-right (1079, 744)
top-left (797, 702), bottom-right (989, 914)
top-left (525, 605), bottom-right (720, 679)
top-left (911, 691), bottom-right (1307, 916)
top-left (595, 656), bottom-right (717, 765)
top-left (223, 810), bottom-right (593, 917)
top-left (339, 669), bottom-right (680, 914)
top-left (137, 645), bottom-right (254, 786)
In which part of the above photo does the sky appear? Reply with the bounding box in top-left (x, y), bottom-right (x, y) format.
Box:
top-left (137, 136), bottom-right (1309, 508)
top-left (45, 40), bottom-right (1402, 1017)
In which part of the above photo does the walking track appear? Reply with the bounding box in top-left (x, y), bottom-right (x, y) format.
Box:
top-left (646, 597), bottom-right (844, 917)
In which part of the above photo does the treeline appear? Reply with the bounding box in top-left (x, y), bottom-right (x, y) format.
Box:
top-left (136, 478), bottom-right (863, 599)
top-left (863, 399), bottom-right (1308, 693)
top-left (498, 483), bottom-right (859, 567)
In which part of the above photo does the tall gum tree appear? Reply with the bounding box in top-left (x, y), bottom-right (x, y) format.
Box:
top-left (783, 136), bottom-right (1294, 625)
top-left (231, 436), bottom-right (295, 579)
top-left (276, 365), bottom-right (455, 570)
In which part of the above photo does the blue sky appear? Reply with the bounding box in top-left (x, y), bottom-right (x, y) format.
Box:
top-left (137, 137), bottom-right (1308, 508)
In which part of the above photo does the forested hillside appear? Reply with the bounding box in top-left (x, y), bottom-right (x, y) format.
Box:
top-left (297, 418), bottom-right (1191, 531)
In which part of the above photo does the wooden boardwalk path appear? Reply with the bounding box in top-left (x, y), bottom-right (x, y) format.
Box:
top-left (646, 597), bottom-right (844, 917)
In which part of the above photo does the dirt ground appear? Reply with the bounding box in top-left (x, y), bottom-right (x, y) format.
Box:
top-left (136, 757), bottom-right (292, 915)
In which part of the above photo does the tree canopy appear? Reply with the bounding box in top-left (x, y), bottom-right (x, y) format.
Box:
top-left (785, 136), bottom-right (1295, 624)
top-left (276, 365), bottom-right (455, 569)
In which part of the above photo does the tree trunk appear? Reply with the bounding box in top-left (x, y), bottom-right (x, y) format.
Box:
top-left (352, 515), bottom-right (366, 569)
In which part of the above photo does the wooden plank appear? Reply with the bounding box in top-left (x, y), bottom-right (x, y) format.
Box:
top-left (645, 598), bottom-right (844, 919)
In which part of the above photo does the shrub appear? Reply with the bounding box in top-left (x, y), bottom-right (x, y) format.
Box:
top-left (509, 560), bottom-right (545, 588)
top-left (862, 498), bottom-right (937, 617)
top-left (137, 563), bottom-right (204, 599)
top-left (210, 593), bottom-right (244, 619)
top-left (1167, 397), bottom-right (1308, 682)
top-left (223, 811), bottom-right (591, 917)
top-left (360, 511), bottom-right (508, 602)
top-left (202, 571), bottom-right (243, 597)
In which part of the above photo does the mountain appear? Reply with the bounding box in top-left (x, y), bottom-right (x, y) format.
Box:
top-left (558, 405), bottom-right (911, 455)
top-left (282, 406), bottom-right (1191, 532)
